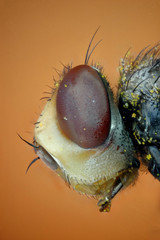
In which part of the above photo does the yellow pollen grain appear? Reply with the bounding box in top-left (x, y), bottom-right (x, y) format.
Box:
top-left (136, 138), bottom-right (141, 144)
top-left (64, 84), bottom-right (68, 87)
top-left (119, 66), bottom-right (123, 71)
top-left (132, 113), bottom-right (136, 118)
top-left (146, 154), bottom-right (151, 160)
top-left (39, 122), bottom-right (43, 127)
top-left (148, 137), bottom-right (153, 143)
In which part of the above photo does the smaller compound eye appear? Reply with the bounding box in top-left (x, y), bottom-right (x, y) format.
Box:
top-left (56, 65), bottom-right (111, 148)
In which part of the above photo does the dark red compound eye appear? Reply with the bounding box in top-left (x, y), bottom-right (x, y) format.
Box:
top-left (56, 65), bottom-right (111, 148)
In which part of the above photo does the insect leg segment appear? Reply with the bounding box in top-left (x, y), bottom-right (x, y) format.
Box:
top-left (97, 162), bottom-right (140, 212)
top-left (98, 177), bottom-right (124, 212)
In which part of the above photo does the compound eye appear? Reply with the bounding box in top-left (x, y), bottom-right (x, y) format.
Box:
top-left (56, 65), bottom-right (111, 148)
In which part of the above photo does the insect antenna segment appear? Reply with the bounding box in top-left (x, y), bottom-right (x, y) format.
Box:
top-left (25, 157), bottom-right (40, 174)
top-left (17, 133), bottom-right (39, 149)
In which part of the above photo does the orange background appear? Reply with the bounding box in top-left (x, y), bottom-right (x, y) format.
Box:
top-left (1, 1), bottom-right (160, 240)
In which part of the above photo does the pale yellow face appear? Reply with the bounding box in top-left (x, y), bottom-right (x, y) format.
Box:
top-left (34, 64), bottom-right (139, 212)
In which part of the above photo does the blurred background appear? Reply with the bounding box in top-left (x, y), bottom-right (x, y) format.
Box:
top-left (1, 0), bottom-right (160, 239)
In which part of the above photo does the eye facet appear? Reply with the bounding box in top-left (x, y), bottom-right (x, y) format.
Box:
top-left (56, 64), bottom-right (111, 148)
